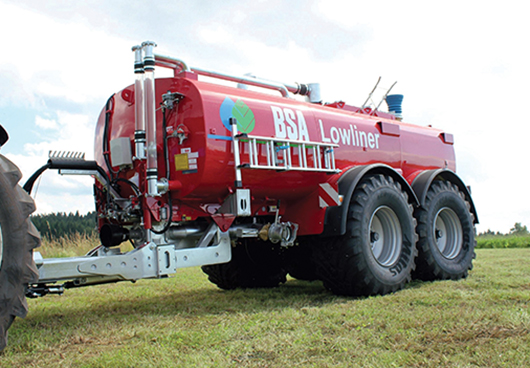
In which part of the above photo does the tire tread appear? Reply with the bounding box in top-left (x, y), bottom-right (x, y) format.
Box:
top-left (0, 155), bottom-right (40, 351)
top-left (313, 174), bottom-right (417, 297)
top-left (413, 180), bottom-right (476, 281)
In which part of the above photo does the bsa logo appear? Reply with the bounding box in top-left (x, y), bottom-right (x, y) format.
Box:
top-left (219, 97), bottom-right (255, 133)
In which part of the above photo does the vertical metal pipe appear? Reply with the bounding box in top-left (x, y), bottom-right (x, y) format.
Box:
top-left (266, 141), bottom-right (272, 167)
top-left (252, 139), bottom-right (258, 166)
top-left (286, 142), bottom-right (292, 169)
top-left (132, 45), bottom-right (146, 160)
top-left (248, 137), bottom-right (254, 167)
top-left (270, 141), bottom-right (277, 167)
top-left (142, 41), bottom-right (158, 195)
top-left (230, 118), bottom-right (242, 188)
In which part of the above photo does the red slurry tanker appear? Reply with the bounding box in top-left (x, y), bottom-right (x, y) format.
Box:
top-left (0, 41), bottom-right (477, 350)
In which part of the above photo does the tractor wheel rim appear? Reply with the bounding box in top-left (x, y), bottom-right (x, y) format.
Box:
top-left (433, 207), bottom-right (463, 260)
top-left (369, 206), bottom-right (402, 267)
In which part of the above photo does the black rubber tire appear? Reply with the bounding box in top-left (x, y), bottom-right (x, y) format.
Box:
top-left (202, 239), bottom-right (287, 289)
top-left (282, 237), bottom-right (319, 281)
top-left (314, 174), bottom-right (417, 296)
top-left (413, 181), bottom-right (476, 281)
top-left (0, 155), bottom-right (40, 351)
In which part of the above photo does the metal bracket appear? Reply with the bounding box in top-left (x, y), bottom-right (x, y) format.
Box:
top-left (34, 224), bottom-right (232, 285)
top-left (77, 244), bottom-right (156, 280)
top-left (157, 245), bottom-right (177, 275)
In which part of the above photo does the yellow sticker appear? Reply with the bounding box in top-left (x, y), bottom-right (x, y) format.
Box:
top-left (174, 153), bottom-right (189, 171)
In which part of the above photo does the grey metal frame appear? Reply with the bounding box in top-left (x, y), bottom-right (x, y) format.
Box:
top-left (34, 223), bottom-right (231, 286)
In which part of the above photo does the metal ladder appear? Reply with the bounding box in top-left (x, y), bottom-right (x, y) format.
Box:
top-left (231, 129), bottom-right (340, 178)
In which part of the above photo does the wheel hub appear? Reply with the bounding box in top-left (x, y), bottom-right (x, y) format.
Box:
top-left (369, 206), bottom-right (402, 267)
top-left (433, 207), bottom-right (463, 259)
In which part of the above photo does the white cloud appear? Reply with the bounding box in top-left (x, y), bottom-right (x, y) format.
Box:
top-left (0, 64), bottom-right (41, 108)
top-left (4, 109), bottom-right (95, 214)
top-left (32, 190), bottom-right (96, 215)
top-left (0, 3), bottom-right (133, 105)
top-left (35, 116), bottom-right (58, 130)
top-left (24, 111), bottom-right (94, 157)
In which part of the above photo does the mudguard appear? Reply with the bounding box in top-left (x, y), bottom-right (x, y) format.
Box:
top-left (411, 169), bottom-right (478, 224)
top-left (322, 164), bottom-right (419, 237)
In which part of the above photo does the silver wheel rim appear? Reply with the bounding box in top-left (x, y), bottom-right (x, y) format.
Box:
top-left (433, 207), bottom-right (463, 259)
top-left (369, 206), bottom-right (402, 267)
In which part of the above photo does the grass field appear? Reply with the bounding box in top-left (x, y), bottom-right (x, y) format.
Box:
top-left (1, 246), bottom-right (529, 367)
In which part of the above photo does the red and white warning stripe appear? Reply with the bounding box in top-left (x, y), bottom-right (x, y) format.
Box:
top-left (319, 183), bottom-right (341, 208)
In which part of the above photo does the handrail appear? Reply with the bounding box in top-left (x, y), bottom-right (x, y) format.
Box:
top-left (154, 54), bottom-right (314, 99)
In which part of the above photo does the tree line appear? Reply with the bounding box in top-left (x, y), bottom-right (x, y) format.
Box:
top-left (30, 211), bottom-right (529, 241)
top-left (478, 222), bottom-right (529, 237)
top-left (31, 211), bottom-right (97, 239)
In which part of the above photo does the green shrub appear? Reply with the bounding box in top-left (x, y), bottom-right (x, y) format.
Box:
top-left (476, 235), bottom-right (530, 249)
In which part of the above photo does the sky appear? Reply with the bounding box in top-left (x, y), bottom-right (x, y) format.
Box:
top-left (0, 0), bottom-right (528, 234)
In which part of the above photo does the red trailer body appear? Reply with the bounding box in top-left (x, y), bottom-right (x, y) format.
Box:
top-left (94, 75), bottom-right (457, 236)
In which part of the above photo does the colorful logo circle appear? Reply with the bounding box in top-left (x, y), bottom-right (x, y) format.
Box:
top-left (219, 97), bottom-right (255, 133)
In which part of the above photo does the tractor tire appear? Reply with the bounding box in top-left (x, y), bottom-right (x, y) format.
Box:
top-left (282, 237), bottom-right (319, 281)
top-left (202, 239), bottom-right (287, 289)
top-left (314, 174), bottom-right (417, 296)
top-left (413, 181), bottom-right (476, 281)
top-left (0, 155), bottom-right (40, 351)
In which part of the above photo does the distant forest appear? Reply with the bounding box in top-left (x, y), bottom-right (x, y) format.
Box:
top-left (30, 211), bottom-right (528, 242)
top-left (31, 211), bottom-right (97, 239)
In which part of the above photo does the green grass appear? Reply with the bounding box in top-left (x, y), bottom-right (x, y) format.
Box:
top-left (35, 233), bottom-right (101, 258)
top-left (477, 235), bottom-right (530, 249)
top-left (2, 249), bottom-right (530, 367)
top-left (36, 233), bottom-right (133, 258)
